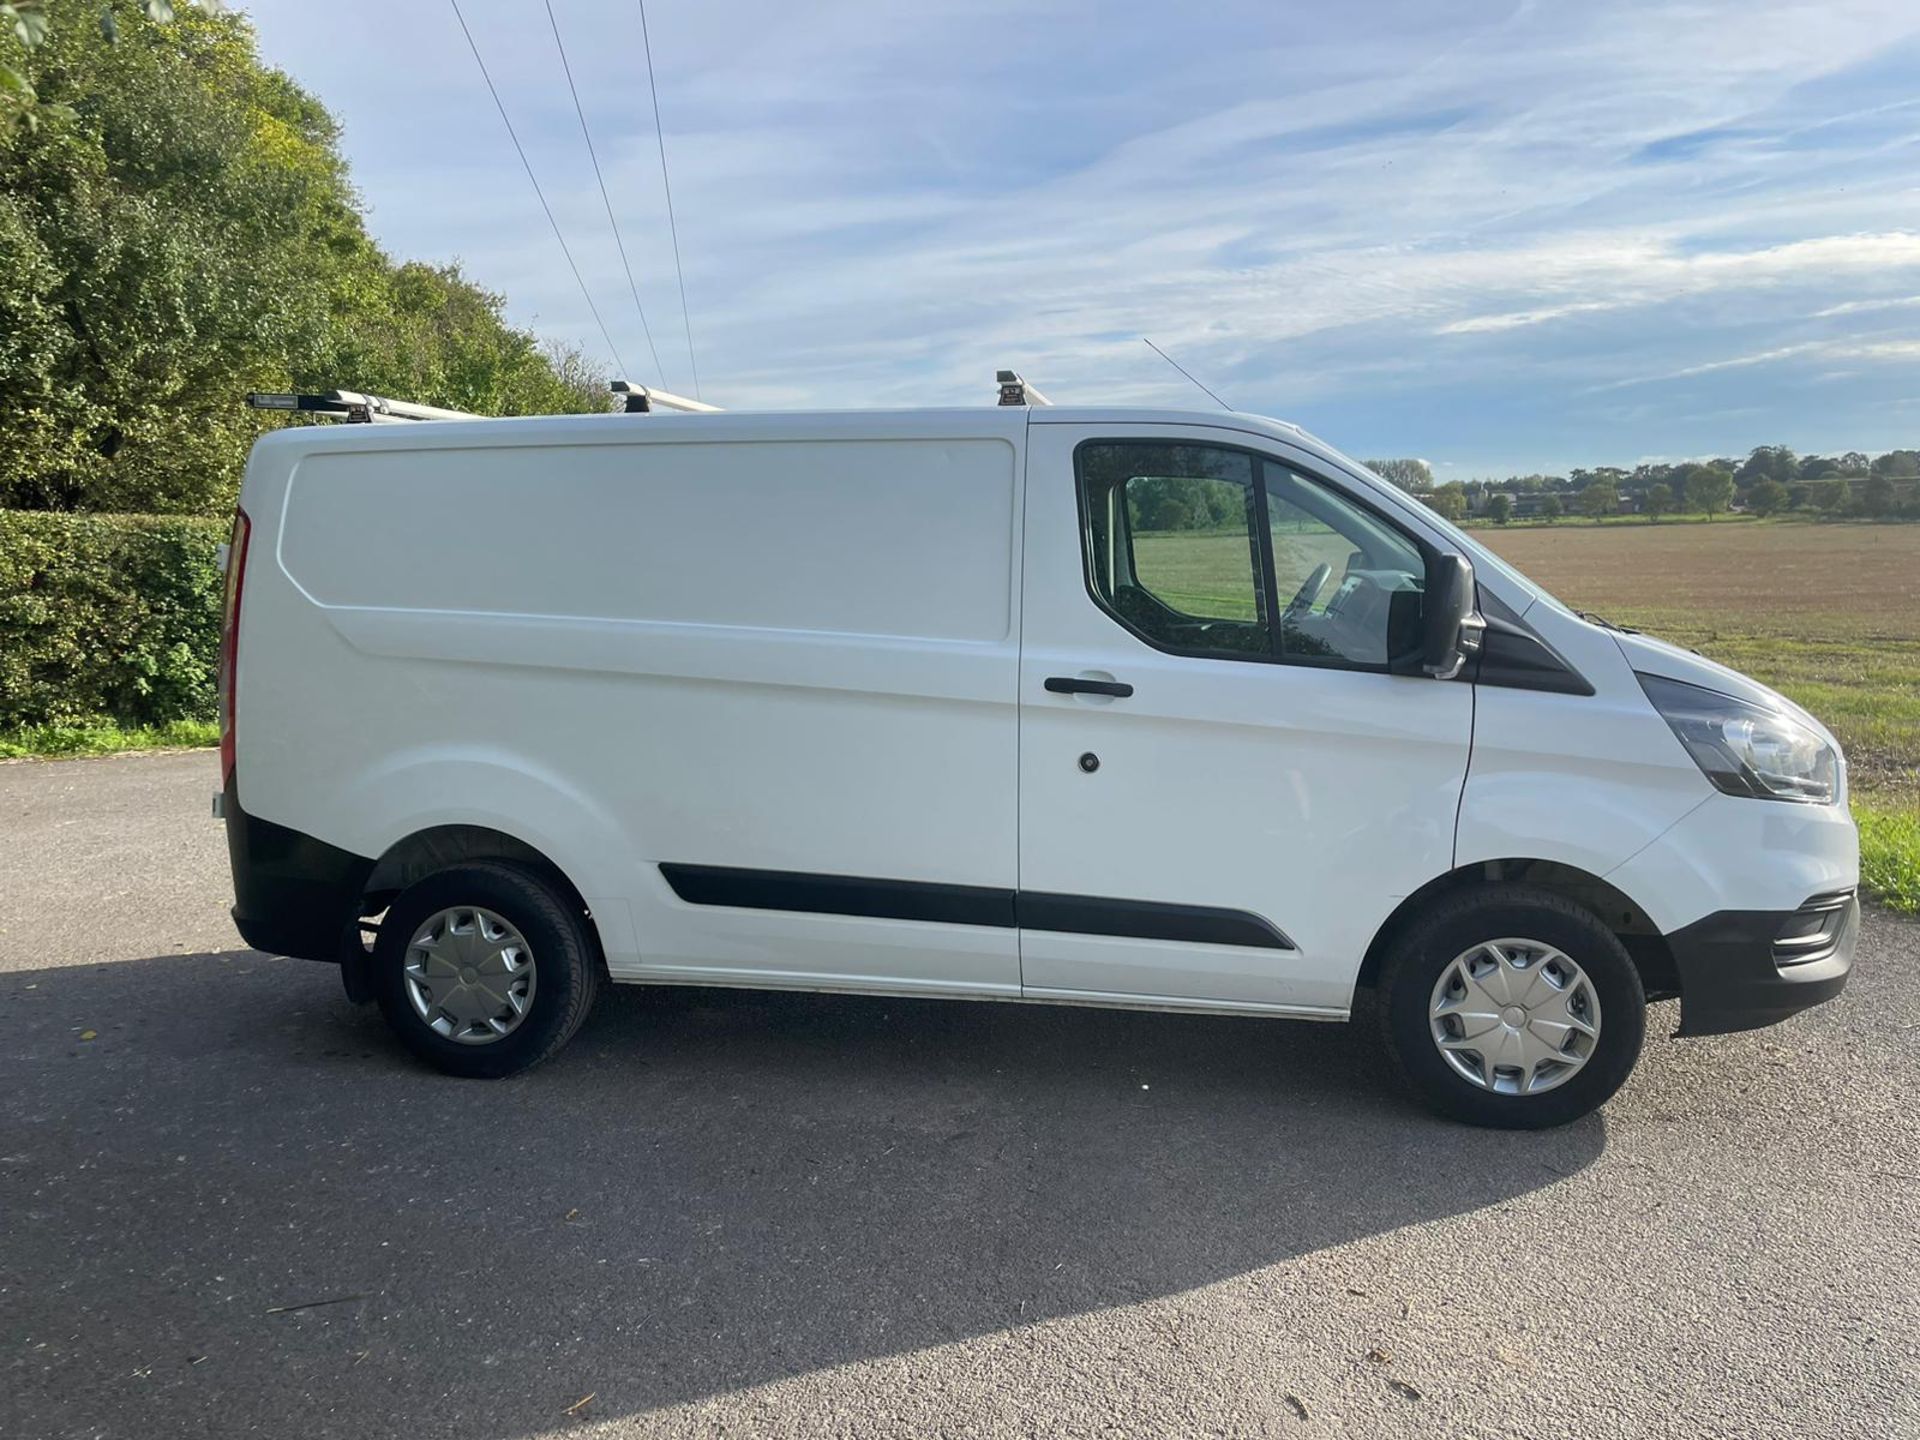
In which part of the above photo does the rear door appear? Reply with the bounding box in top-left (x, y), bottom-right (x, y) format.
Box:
top-left (1016, 421), bottom-right (1472, 1013)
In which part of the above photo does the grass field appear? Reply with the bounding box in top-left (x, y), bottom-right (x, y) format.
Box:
top-left (1130, 526), bottom-right (1354, 621)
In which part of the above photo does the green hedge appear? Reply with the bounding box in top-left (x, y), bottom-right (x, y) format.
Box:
top-left (0, 510), bottom-right (226, 731)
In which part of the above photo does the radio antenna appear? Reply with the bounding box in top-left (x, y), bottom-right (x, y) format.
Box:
top-left (1143, 337), bottom-right (1232, 410)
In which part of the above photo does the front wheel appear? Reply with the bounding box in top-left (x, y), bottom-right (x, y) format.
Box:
top-left (372, 861), bottom-right (600, 1078)
top-left (1378, 885), bottom-right (1645, 1129)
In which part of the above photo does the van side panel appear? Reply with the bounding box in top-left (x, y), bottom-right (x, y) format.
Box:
top-left (236, 417), bottom-right (1026, 993)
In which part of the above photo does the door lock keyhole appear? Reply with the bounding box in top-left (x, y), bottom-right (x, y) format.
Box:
top-left (1078, 752), bottom-right (1100, 774)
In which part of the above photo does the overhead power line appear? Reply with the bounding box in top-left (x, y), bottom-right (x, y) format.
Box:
top-left (543, 0), bottom-right (666, 386)
top-left (636, 0), bottom-right (701, 399)
top-left (448, 0), bottom-right (629, 381)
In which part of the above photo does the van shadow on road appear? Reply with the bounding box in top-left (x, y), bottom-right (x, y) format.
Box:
top-left (1, 952), bottom-right (1605, 1438)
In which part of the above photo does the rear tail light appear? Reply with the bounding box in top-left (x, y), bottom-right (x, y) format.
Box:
top-left (218, 508), bottom-right (251, 788)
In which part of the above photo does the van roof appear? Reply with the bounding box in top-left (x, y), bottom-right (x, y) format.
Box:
top-left (251, 404), bottom-right (1311, 453)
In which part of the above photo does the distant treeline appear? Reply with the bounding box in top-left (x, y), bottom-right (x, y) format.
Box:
top-left (1364, 448), bottom-right (1920, 522)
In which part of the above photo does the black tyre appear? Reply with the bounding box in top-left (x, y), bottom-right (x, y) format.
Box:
top-left (1378, 885), bottom-right (1645, 1129)
top-left (372, 861), bottom-right (600, 1078)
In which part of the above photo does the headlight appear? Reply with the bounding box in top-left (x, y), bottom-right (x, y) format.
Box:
top-left (1638, 673), bottom-right (1837, 805)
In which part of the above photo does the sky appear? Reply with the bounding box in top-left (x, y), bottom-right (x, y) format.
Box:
top-left (241, 1), bottom-right (1920, 477)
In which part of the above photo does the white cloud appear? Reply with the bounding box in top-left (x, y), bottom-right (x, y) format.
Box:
top-left (1814, 293), bottom-right (1920, 317)
top-left (1596, 338), bottom-right (1920, 389)
top-left (1441, 302), bottom-right (1625, 335)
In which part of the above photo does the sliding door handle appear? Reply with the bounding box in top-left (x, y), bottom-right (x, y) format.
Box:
top-left (1045, 676), bottom-right (1134, 698)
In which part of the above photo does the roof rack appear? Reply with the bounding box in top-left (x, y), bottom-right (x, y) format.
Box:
top-left (612, 380), bottom-right (723, 414)
top-left (246, 390), bottom-right (483, 424)
top-left (996, 370), bottom-right (1051, 407)
top-left (252, 372), bottom-right (1039, 422)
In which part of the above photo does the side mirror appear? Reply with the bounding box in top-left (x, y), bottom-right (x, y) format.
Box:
top-left (1421, 552), bottom-right (1484, 680)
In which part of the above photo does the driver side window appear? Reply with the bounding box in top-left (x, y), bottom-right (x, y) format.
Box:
top-left (1077, 441), bottom-right (1426, 670)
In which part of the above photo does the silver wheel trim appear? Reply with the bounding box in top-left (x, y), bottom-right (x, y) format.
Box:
top-left (1428, 937), bottom-right (1601, 1096)
top-left (403, 906), bottom-right (538, 1045)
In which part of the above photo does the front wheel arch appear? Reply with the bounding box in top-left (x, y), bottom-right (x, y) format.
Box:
top-left (1355, 858), bottom-right (1678, 1003)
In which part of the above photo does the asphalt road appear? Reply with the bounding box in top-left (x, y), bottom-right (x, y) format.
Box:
top-left (2, 751), bottom-right (1916, 1440)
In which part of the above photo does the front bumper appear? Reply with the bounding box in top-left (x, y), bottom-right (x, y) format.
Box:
top-left (1667, 890), bottom-right (1859, 1036)
top-left (225, 774), bottom-right (373, 964)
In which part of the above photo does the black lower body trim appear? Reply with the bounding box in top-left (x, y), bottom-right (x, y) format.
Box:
top-left (657, 864), bottom-right (1295, 951)
top-left (226, 776), bottom-right (373, 964)
top-left (1019, 891), bottom-right (1294, 950)
top-left (1667, 893), bottom-right (1858, 1037)
top-left (658, 864), bottom-right (1014, 929)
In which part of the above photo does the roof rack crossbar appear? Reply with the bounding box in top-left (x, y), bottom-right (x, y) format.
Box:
top-left (246, 390), bottom-right (483, 424)
top-left (611, 380), bottom-right (723, 414)
top-left (996, 369), bottom-right (1051, 407)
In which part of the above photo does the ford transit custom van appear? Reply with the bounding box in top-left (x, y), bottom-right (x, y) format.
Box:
top-left (220, 401), bottom-right (1857, 1127)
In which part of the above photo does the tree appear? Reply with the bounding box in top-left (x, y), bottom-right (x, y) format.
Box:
top-left (1747, 479), bottom-right (1789, 517)
top-left (1363, 458), bottom-right (1433, 491)
top-left (2, 1), bottom-right (188, 131)
top-left (1683, 464), bottom-right (1735, 518)
top-left (1735, 445), bottom-right (1796, 489)
top-left (1537, 494), bottom-right (1562, 524)
top-left (1861, 474), bottom-right (1897, 518)
top-left (1815, 478), bottom-right (1851, 516)
top-left (1871, 450), bottom-right (1920, 479)
top-left (0, 3), bottom-right (606, 512)
top-left (1796, 455), bottom-right (1840, 481)
top-left (1486, 493), bottom-right (1513, 524)
top-left (1423, 482), bottom-right (1467, 521)
top-left (1632, 462), bottom-right (1674, 490)
top-left (1643, 482), bottom-right (1674, 521)
top-left (1838, 451), bottom-right (1871, 475)
top-left (1578, 478), bottom-right (1618, 519)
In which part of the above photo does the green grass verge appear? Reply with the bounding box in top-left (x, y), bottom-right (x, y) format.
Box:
top-left (1857, 802), bottom-right (1920, 914)
top-left (0, 718), bottom-right (219, 760)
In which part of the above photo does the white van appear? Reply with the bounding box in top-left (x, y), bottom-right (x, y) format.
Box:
top-left (219, 398), bottom-right (1858, 1127)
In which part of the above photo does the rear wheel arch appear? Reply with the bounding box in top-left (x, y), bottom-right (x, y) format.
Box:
top-left (1356, 858), bottom-right (1678, 1002)
top-left (361, 825), bottom-right (602, 967)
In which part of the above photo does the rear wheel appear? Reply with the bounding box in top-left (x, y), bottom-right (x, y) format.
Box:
top-left (1378, 885), bottom-right (1645, 1128)
top-left (372, 861), bottom-right (599, 1078)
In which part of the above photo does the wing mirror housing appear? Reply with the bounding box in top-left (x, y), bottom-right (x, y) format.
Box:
top-left (1421, 551), bottom-right (1484, 680)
